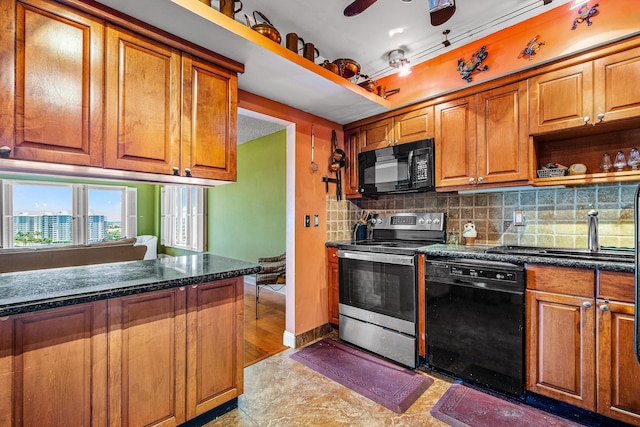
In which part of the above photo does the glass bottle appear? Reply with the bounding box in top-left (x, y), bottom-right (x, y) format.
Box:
top-left (613, 151), bottom-right (626, 172)
top-left (448, 228), bottom-right (459, 246)
top-left (600, 152), bottom-right (612, 172)
top-left (628, 147), bottom-right (640, 171)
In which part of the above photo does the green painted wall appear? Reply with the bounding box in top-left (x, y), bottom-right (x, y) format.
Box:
top-left (0, 173), bottom-right (158, 236)
top-left (208, 130), bottom-right (286, 263)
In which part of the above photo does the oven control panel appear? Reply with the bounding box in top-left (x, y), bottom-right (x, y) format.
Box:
top-left (450, 266), bottom-right (517, 282)
top-left (371, 212), bottom-right (445, 231)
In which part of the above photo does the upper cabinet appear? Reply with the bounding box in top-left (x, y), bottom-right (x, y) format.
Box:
top-left (360, 107), bottom-right (433, 152)
top-left (104, 25), bottom-right (182, 175)
top-left (343, 128), bottom-right (361, 199)
top-left (529, 46), bottom-right (640, 134)
top-left (3, 0), bottom-right (104, 167)
top-left (182, 54), bottom-right (237, 181)
top-left (0, 0), bottom-right (239, 183)
top-left (435, 81), bottom-right (529, 189)
top-left (104, 27), bottom-right (237, 180)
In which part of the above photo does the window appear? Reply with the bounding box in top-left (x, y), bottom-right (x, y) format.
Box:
top-left (1, 180), bottom-right (137, 248)
top-left (161, 186), bottom-right (205, 252)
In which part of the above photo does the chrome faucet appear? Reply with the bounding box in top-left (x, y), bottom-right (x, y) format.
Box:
top-left (587, 209), bottom-right (599, 252)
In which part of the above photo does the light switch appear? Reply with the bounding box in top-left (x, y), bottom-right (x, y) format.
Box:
top-left (304, 215), bottom-right (310, 227)
top-left (513, 210), bottom-right (525, 226)
top-left (314, 215), bottom-right (319, 227)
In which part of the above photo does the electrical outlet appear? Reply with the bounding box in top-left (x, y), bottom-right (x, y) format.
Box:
top-left (314, 215), bottom-right (319, 227)
top-left (513, 210), bottom-right (525, 226)
top-left (304, 215), bottom-right (310, 227)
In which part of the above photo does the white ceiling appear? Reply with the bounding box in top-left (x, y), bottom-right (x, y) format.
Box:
top-left (222, 0), bottom-right (572, 80)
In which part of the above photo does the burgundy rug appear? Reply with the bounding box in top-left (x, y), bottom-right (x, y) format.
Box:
top-left (290, 339), bottom-right (433, 413)
top-left (431, 383), bottom-right (584, 427)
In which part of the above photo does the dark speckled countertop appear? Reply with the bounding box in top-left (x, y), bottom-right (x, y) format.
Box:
top-left (326, 240), bottom-right (634, 273)
top-left (0, 254), bottom-right (260, 317)
top-left (418, 244), bottom-right (635, 273)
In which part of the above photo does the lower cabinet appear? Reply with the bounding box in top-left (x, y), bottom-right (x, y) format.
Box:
top-left (526, 265), bottom-right (640, 425)
top-left (0, 278), bottom-right (243, 427)
top-left (327, 247), bottom-right (339, 325)
top-left (0, 301), bottom-right (108, 426)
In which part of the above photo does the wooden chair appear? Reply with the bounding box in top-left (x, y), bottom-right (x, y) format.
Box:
top-left (255, 253), bottom-right (286, 319)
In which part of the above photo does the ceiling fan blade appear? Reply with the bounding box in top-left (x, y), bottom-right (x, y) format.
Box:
top-left (344, 0), bottom-right (378, 17)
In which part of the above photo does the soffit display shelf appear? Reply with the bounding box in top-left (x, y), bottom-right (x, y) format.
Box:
top-left (93, 0), bottom-right (392, 125)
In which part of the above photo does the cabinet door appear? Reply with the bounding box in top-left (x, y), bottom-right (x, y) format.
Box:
top-left (529, 63), bottom-right (594, 134)
top-left (477, 81), bottom-right (529, 184)
top-left (434, 96), bottom-right (477, 188)
top-left (596, 300), bottom-right (640, 425)
top-left (360, 118), bottom-right (393, 152)
top-left (10, 0), bottom-right (103, 167)
top-left (104, 24), bottom-right (181, 175)
top-left (108, 288), bottom-right (187, 427)
top-left (182, 54), bottom-right (237, 181)
top-left (186, 278), bottom-right (243, 419)
top-left (526, 290), bottom-right (596, 411)
top-left (394, 106), bottom-right (434, 145)
top-left (327, 247), bottom-right (339, 325)
top-left (0, 302), bottom-right (107, 427)
top-left (344, 128), bottom-right (361, 198)
top-left (593, 46), bottom-right (640, 123)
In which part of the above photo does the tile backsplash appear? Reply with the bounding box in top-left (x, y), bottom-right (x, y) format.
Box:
top-left (326, 182), bottom-right (637, 249)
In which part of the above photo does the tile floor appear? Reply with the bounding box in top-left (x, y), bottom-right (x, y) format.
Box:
top-left (205, 344), bottom-right (454, 426)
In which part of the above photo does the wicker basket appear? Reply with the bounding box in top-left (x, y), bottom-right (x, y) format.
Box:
top-left (536, 168), bottom-right (567, 178)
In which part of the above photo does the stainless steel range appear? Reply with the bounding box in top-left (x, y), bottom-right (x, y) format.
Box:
top-left (337, 212), bottom-right (446, 367)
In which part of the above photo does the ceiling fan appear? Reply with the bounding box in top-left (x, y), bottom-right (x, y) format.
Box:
top-left (344, 0), bottom-right (456, 25)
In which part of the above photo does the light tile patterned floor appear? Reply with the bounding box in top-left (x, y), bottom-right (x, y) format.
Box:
top-left (205, 346), bottom-right (453, 426)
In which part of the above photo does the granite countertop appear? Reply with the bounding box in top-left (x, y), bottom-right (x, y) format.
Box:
top-left (419, 244), bottom-right (635, 273)
top-left (0, 254), bottom-right (260, 317)
top-left (326, 240), bottom-right (634, 273)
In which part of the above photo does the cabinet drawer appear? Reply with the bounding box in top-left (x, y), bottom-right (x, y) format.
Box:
top-left (597, 270), bottom-right (634, 303)
top-left (526, 265), bottom-right (595, 297)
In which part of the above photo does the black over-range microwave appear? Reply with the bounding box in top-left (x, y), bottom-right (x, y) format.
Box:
top-left (358, 138), bottom-right (435, 196)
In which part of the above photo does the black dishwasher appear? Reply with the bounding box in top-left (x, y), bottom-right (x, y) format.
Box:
top-left (425, 257), bottom-right (525, 397)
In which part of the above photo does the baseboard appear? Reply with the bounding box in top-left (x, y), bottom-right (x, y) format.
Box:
top-left (283, 330), bottom-right (296, 348)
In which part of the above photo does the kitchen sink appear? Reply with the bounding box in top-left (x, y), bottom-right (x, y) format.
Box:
top-left (484, 245), bottom-right (635, 263)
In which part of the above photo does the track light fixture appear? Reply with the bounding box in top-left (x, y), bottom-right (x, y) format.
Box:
top-left (442, 29), bottom-right (451, 47)
top-left (388, 49), bottom-right (412, 76)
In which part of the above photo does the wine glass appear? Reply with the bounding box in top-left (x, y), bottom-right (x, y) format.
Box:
top-left (613, 151), bottom-right (626, 171)
top-left (600, 152), bottom-right (612, 172)
top-left (628, 147), bottom-right (640, 170)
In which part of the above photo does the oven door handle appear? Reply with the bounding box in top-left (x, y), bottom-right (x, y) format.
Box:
top-left (339, 250), bottom-right (414, 266)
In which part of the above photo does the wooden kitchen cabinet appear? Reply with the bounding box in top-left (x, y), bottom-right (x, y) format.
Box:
top-left (182, 54), bottom-right (238, 181)
top-left (530, 46), bottom-right (640, 134)
top-left (104, 24), bottom-right (183, 176)
top-left (434, 96), bottom-right (477, 188)
top-left (527, 266), bottom-right (640, 425)
top-left (108, 287), bottom-right (187, 427)
top-left (104, 25), bottom-right (238, 180)
top-left (343, 128), bottom-right (361, 198)
top-left (596, 271), bottom-right (640, 425)
top-left (360, 107), bottom-right (433, 152)
top-left (327, 247), bottom-right (339, 325)
top-left (186, 278), bottom-right (244, 419)
top-left (0, 301), bottom-right (108, 426)
top-left (1, 0), bottom-right (104, 167)
top-left (435, 82), bottom-right (529, 189)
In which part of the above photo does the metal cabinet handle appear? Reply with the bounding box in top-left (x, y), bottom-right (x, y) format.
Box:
top-left (332, 253), bottom-right (337, 258)
top-left (0, 146), bottom-right (11, 157)
top-left (583, 116), bottom-right (590, 124)
top-left (596, 113), bottom-right (605, 123)
top-left (184, 168), bottom-right (192, 177)
top-left (477, 176), bottom-right (484, 183)
top-left (172, 167), bottom-right (180, 176)
top-left (468, 177), bottom-right (475, 183)
top-left (583, 301), bottom-right (592, 308)
top-left (599, 304), bottom-right (609, 311)
top-left (387, 140), bottom-right (392, 146)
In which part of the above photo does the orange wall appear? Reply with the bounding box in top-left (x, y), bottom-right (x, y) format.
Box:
top-left (379, 0), bottom-right (640, 107)
top-left (239, 90), bottom-right (342, 336)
